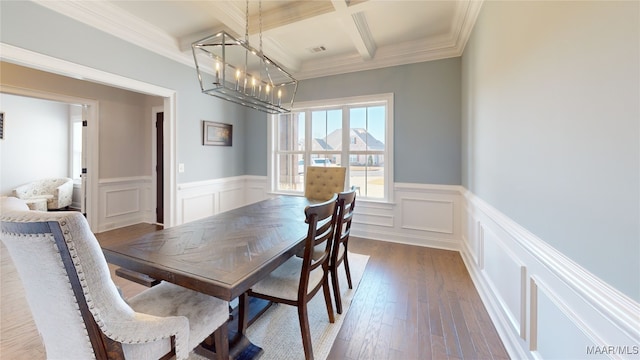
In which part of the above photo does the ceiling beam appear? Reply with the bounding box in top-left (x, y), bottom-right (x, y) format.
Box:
top-left (350, 11), bottom-right (377, 60)
top-left (247, 1), bottom-right (335, 34)
top-left (331, 0), bottom-right (376, 60)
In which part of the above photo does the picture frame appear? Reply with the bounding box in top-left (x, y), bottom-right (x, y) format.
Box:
top-left (203, 121), bottom-right (232, 146)
top-left (0, 112), bottom-right (4, 140)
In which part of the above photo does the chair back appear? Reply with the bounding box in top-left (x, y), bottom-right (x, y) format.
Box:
top-left (298, 194), bottom-right (338, 300)
top-left (332, 188), bottom-right (357, 266)
top-left (0, 211), bottom-right (137, 359)
top-left (304, 166), bottom-right (346, 201)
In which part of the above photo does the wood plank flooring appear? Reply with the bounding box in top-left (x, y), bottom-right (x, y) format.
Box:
top-left (1, 223), bottom-right (509, 360)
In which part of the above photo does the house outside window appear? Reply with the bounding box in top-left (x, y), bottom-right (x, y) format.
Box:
top-left (270, 93), bottom-right (393, 202)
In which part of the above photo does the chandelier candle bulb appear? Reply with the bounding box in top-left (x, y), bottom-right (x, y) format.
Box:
top-left (235, 69), bottom-right (241, 91)
top-left (214, 62), bottom-right (220, 84)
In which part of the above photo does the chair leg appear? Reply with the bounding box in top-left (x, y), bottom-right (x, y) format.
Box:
top-left (330, 267), bottom-right (343, 314)
top-left (322, 279), bottom-right (335, 323)
top-left (343, 253), bottom-right (353, 289)
top-left (298, 304), bottom-right (314, 360)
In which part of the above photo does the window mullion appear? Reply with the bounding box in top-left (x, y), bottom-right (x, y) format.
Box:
top-left (304, 109), bottom-right (311, 163)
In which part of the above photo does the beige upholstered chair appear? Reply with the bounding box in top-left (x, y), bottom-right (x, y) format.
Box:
top-left (247, 195), bottom-right (338, 360)
top-left (0, 210), bottom-right (229, 360)
top-left (12, 177), bottom-right (74, 210)
top-left (330, 188), bottom-right (357, 314)
top-left (304, 166), bottom-right (346, 201)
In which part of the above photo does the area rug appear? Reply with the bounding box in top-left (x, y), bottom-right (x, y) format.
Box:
top-left (245, 251), bottom-right (369, 360)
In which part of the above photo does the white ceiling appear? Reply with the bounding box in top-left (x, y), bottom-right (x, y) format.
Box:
top-left (35, 0), bottom-right (483, 80)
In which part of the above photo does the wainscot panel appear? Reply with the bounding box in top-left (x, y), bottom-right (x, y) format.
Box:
top-left (350, 183), bottom-right (463, 250)
top-left (176, 176), bottom-right (270, 225)
top-left (97, 176), bottom-right (154, 232)
top-left (181, 193), bottom-right (215, 224)
top-left (462, 191), bottom-right (640, 360)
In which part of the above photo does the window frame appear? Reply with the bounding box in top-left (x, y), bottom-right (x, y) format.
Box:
top-left (268, 93), bottom-right (394, 203)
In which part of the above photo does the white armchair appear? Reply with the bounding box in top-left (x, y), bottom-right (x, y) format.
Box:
top-left (0, 210), bottom-right (230, 359)
top-left (12, 178), bottom-right (73, 210)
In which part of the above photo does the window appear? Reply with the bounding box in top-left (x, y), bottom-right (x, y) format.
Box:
top-left (69, 105), bottom-right (83, 183)
top-left (270, 93), bottom-right (393, 201)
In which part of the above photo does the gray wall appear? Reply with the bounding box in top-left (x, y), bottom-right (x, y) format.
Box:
top-left (294, 59), bottom-right (462, 185)
top-left (0, 93), bottom-right (69, 194)
top-left (1, 62), bottom-right (158, 179)
top-left (462, 1), bottom-right (639, 301)
top-left (0, 1), bottom-right (248, 183)
top-left (243, 108), bottom-right (268, 176)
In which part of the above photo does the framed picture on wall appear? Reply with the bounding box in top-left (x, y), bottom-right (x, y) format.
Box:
top-left (0, 112), bottom-right (4, 140)
top-left (203, 121), bottom-right (232, 146)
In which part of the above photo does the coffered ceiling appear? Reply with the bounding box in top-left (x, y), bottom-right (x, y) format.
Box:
top-left (35, 0), bottom-right (483, 80)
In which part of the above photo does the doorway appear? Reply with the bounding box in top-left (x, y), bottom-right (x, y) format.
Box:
top-left (0, 87), bottom-right (97, 227)
top-left (154, 109), bottom-right (164, 225)
top-left (3, 43), bottom-right (178, 228)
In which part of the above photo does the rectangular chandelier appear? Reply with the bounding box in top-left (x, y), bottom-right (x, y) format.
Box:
top-left (192, 31), bottom-right (298, 114)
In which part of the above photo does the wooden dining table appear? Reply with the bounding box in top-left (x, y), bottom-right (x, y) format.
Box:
top-left (102, 195), bottom-right (315, 359)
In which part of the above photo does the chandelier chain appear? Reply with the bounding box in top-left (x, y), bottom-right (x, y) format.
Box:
top-left (259, 1), bottom-right (263, 53)
top-left (244, 0), bottom-right (249, 43)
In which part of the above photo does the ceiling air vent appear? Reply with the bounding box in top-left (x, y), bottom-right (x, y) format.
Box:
top-left (308, 46), bottom-right (327, 53)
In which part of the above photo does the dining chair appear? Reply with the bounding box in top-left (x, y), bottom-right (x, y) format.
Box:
top-left (329, 188), bottom-right (357, 314)
top-left (304, 166), bottom-right (346, 201)
top-left (247, 194), bottom-right (338, 360)
top-left (0, 209), bottom-right (230, 360)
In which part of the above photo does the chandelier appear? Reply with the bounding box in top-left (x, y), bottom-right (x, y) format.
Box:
top-left (191, 1), bottom-right (298, 114)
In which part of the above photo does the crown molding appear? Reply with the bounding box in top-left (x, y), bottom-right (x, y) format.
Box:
top-left (31, 0), bottom-right (484, 80)
top-left (33, 0), bottom-right (194, 68)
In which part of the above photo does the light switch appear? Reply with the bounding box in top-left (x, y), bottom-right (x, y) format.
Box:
top-left (178, 163), bottom-right (185, 173)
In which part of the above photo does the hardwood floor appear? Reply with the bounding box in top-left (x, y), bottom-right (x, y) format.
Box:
top-left (1, 223), bottom-right (509, 360)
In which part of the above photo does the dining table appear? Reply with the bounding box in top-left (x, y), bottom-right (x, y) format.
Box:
top-left (102, 195), bottom-right (316, 360)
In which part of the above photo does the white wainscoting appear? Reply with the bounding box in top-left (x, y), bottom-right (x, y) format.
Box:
top-left (97, 176), bottom-right (154, 232)
top-left (350, 183), bottom-right (463, 251)
top-left (176, 176), bottom-right (269, 225)
top-left (97, 175), bottom-right (639, 359)
top-left (462, 191), bottom-right (640, 359)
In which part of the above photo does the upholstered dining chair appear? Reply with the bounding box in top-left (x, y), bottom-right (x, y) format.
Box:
top-left (247, 194), bottom-right (338, 360)
top-left (304, 166), bottom-right (346, 201)
top-left (329, 188), bottom-right (357, 314)
top-left (0, 209), bottom-right (230, 360)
